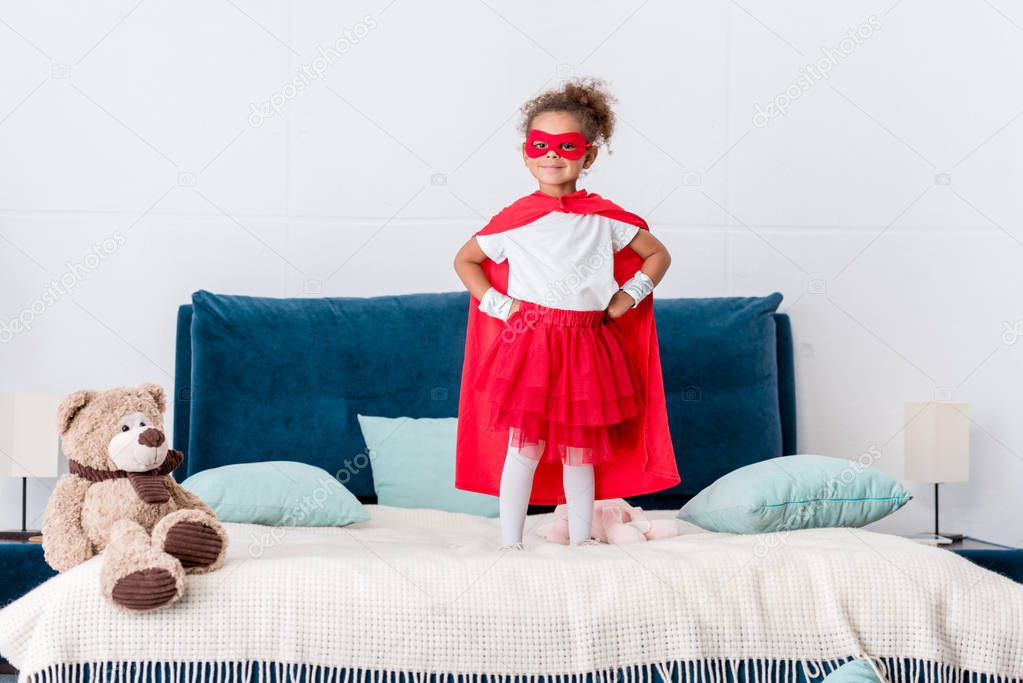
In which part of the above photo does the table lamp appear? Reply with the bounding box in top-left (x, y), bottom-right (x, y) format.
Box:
top-left (0, 392), bottom-right (62, 541)
top-left (903, 400), bottom-right (970, 544)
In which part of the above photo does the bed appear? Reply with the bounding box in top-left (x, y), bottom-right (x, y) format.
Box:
top-left (2, 291), bottom-right (1022, 683)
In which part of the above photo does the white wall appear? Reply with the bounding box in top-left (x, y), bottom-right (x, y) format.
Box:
top-left (1, 0), bottom-right (1021, 544)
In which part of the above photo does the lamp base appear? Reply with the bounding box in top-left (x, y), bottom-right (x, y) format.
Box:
top-left (925, 484), bottom-right (964, 544)
top-left (908, 532), bottom-right (957, 545)
top-left (0, 530), bottom-right (42, 543)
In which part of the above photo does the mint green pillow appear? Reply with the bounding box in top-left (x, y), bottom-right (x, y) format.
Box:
top-left (677, 454), bottom-right (912, 534)
top-left (822, 660), bottom-right (881, 683)
top-left (182, 461), bottom-right (369, 526)
top-left (357, 415), bottom-right (499, 517)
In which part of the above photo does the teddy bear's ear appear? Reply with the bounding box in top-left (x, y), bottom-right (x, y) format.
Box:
top-left (56, 390), bottom-right (96, 436)
top-left (139, 383), bottom-right (166, 413)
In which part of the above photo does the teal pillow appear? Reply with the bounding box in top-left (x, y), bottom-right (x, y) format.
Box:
top-left (822, 660), bottom-right (882, 683)
top-left (357, 415), bottom-right (499, 517)
top-left (677, 454), bottom-right (912, 534)
top-left (182, 461), bottom-right (369, 526)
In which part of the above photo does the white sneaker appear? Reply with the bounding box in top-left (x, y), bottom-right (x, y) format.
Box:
top-left (577, 538), bottom-right (603, 547)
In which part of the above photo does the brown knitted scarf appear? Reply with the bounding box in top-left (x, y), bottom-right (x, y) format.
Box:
top-left (69, 449), bottom-right (184, 504)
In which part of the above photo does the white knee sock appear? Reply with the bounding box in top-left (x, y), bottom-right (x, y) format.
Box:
top-left (563, 462), bottom-right (595, 546)
top-left (498, 433), bottom-right (543, 545)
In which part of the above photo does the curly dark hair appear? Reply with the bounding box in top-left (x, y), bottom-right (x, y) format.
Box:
top-left (518, 77), bottom-right (618, 149)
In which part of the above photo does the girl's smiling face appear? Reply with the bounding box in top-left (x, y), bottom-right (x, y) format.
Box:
top-left (522, 111), bottom-right (598, 190)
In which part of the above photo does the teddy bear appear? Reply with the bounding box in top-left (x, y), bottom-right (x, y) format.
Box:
top-left (535, 498), bottom-right (680, 544)
top-left (42, 383), bottom-right (228, 612)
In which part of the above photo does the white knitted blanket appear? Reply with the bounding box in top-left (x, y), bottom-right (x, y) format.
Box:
top-left (2, 506), bottom-right (1022, 683)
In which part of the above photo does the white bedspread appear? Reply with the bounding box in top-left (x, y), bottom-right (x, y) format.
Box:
top-left (2, 506), bottom-right (1022, 683)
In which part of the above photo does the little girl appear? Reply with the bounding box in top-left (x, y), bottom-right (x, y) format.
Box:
top-left (453, 78), bottom-right (680, 548)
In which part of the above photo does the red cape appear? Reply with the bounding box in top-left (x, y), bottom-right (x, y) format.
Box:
top-left (454, 188), bottom-right (680, 505)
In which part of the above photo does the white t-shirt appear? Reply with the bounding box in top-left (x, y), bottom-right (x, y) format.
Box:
top-left (475, 211), bottom-right (640, 312)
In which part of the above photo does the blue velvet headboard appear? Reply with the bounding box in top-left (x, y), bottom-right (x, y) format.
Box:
top-left (173, 291), bottom-right (795, 508)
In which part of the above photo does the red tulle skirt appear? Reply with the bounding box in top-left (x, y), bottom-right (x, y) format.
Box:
top-left (472, 299), bottom-right (645, 466)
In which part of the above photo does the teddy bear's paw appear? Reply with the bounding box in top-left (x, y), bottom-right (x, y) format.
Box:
top-left (153, 509), bottom-right (228, 574)
top-left (164, 521), bottom-right (223, 569)
top-left (110, 567), bottom-right (182, 611)
top-left (101, 528), bottom-right (186, 612)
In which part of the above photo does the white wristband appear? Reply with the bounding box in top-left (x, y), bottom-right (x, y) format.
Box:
top-left (619, 270), bottom-right (655, 308)
top-left (478, 286), bottom-right (514, 321)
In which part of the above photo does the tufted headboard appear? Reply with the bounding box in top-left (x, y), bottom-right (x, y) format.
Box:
top-left (173, 290), bottom-right (795, 509)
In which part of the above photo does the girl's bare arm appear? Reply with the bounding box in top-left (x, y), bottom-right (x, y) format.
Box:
top-left (606, 230), bottom-right (671, 317)
top-left (453, 237), bottom-right (494, 302)
top-left (625, 229), bottom-right (671, 285)
top-left (455, 237), bottom-right (522, 319)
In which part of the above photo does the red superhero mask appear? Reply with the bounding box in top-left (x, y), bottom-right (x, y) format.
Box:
top-left (523, 129), bottom-right (591, 160)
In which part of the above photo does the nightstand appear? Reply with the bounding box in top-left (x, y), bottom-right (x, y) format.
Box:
top-left (946, 536), bottom-right (1023, 584)
top-left (0, 538), bottom-right (56, 675)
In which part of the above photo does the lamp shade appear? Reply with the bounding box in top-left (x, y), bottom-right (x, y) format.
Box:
top-left (0, 392), bottom-right (61, 479)
top-left (903, 401), bottom-right (970, 484)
